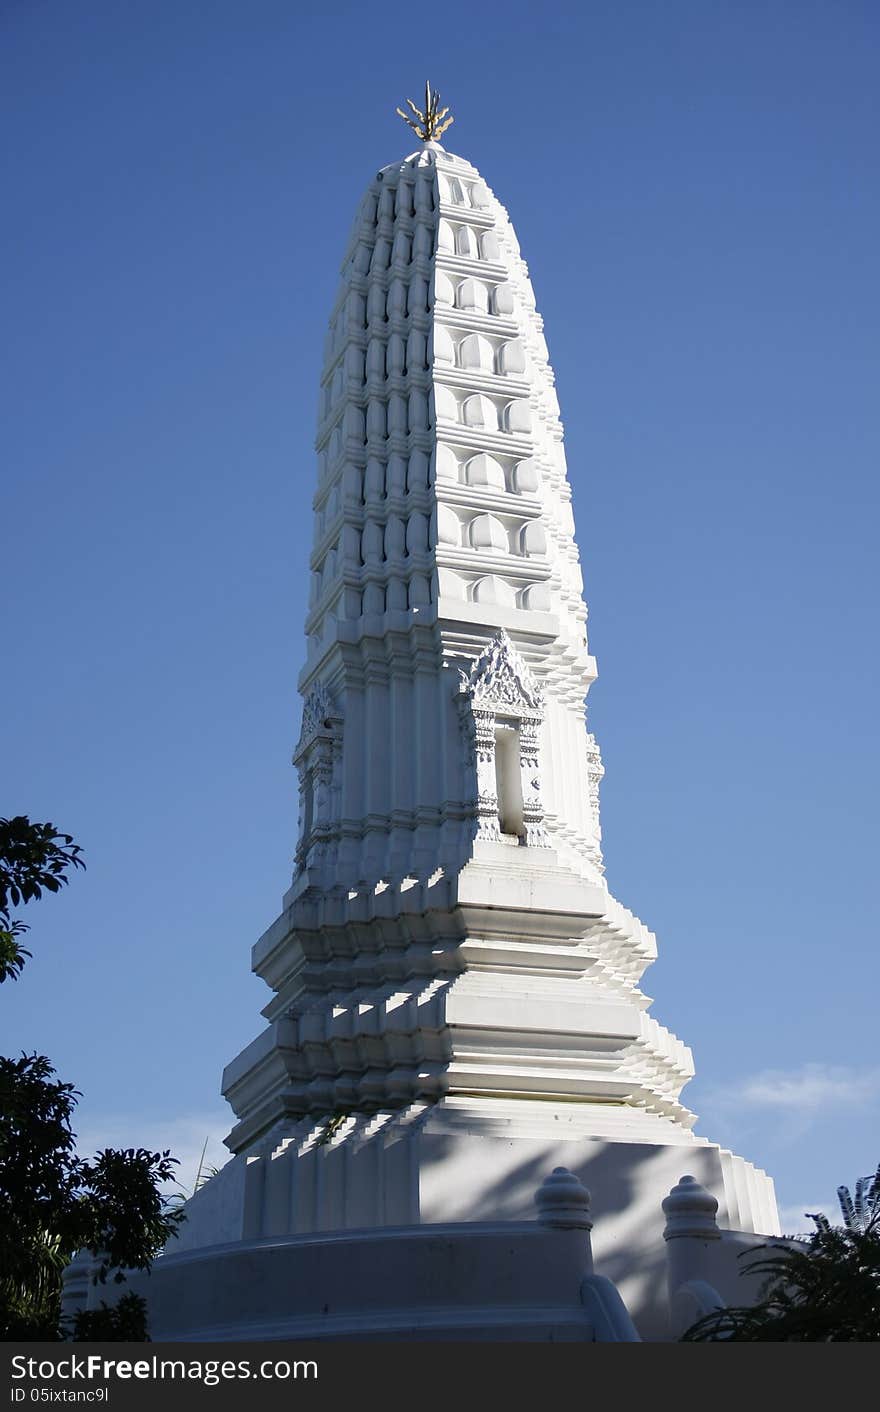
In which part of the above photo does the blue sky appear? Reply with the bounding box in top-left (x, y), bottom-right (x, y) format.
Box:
top-left (2, 0), bottom-right (878, 1230)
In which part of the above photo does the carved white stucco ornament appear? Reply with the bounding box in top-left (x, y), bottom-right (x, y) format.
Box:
top-left (457, 630), bottom-right (545, 712)
top-left (293, 684), bottom-right (343, 872)
top-left (457, 631), bottom-right (548, 845)
top-left (294, 682), bottom-right (337, 757)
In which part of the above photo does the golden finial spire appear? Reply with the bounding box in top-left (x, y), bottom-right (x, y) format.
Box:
top-left (396, 80), bottom-right (454, 143)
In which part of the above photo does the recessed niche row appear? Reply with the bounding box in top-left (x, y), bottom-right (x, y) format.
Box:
top-left (320, 330), bottom-right (526, 422)
top-left (437, 172), bottom-right (492, 211)
top-left (355, 164), bottom-right (492, 233)
top-left (306, 565), bottom-right (552, 651)
top-left (348, 224), bottom-right (436, 279)
top-left (321, 265), bottom-right (520, 370)
top-left (437, 569), bottom-right (551, 612)
top-left (306, 572), bottom-right (435, 650)
top-left (434, 327), bottom-right (525, 377)
top-left (317, 385), bottom-right (533, 476)
top-left (311, 512), bottom-right (432, 590)
top-left (434, 271), bottom-right (515, 317)
top-left (318, 393), bottom-right (432, 468)
top-left (310, 537), bottom-right (433, 616)
top-left (434, 385), bottom-right (532, 436)
top-left (435, 506), bottom-right (548, 559)
top-left (319, 326), bottom-right (551, 442)
top-left (310, 500), bottom-right (548, 610)
top-left (347, 209), bottom-right (501, 279)
top-left (314, 445), bottom-right (541, 521)
top-left (359, 168), bottom-right (437, 227)
top-left (317, 441), bottom-right (434, 498)
top-left (437, 219), bottom-right (502, 263)
top-left (315, 505), bottom-right (547, 588)
top-left (321, 330), bottom-right (432, 413)
top-left (341, 277), bottom-right (433, 336)
top-left (435, 446), bottom-right (539, 495)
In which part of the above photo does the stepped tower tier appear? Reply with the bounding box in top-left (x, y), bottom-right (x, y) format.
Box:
top-left (172, 136), bottom-right (779, 1337)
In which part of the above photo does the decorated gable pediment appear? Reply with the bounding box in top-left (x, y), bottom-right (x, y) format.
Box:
top-left (459, 630), bottom-right (545, 715)
top-left (295, 683), bottom-right (339, 759)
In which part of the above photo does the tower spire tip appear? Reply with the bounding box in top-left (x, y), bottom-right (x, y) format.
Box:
top-left (396, 80), bottom-right (454, 143)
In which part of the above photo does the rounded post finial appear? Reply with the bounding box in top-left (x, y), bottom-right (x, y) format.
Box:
top-left (535, 1166), bottom-right (593, 1230)
top-left (396, 81), bottom-right (455, 143)
top-left (662, 1174), bottom-right (721, 1241)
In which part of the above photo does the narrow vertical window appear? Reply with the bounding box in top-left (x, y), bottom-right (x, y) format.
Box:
top-left (494, 723), bottom-right (524, 837)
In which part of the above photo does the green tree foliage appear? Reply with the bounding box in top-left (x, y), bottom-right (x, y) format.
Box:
top-left (70, 1292), bottom-right (155, 1341)
top-left (0, 817), bottom-right (184, 1340)
top-left (0, 816), bottom-right (84, 982)
top-left (683, 1165), bottom-right (880, 1341)
top-left (0, 1053), bottom-right (184, 1338)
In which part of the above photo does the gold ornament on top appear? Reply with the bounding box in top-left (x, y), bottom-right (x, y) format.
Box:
top-left (396, 81), bottom-right (454, 143)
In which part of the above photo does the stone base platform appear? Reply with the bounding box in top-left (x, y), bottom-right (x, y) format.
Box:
top-left (124, 1105), bottom-right (777, 1341)
top-left (64, 1222), bottom-right (640, 1342)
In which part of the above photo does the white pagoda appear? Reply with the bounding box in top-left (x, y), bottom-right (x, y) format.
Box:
top-left (68, 91), bottom-right (780, 1341)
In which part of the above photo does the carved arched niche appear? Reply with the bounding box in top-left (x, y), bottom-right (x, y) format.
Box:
top-left (293, 684), bottom-right (343, 874)
top-left (457, 631), bottom-right (548, 846)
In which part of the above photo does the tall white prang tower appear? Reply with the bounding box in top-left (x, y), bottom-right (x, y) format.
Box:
top-left (164, 92), bottom-right (779, 1338)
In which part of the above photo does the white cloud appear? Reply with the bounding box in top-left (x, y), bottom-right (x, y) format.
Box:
top-left (73, 1111), bottom-right (231, 1197)
top-left (711, 1063), bottom-right (880, 1115)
